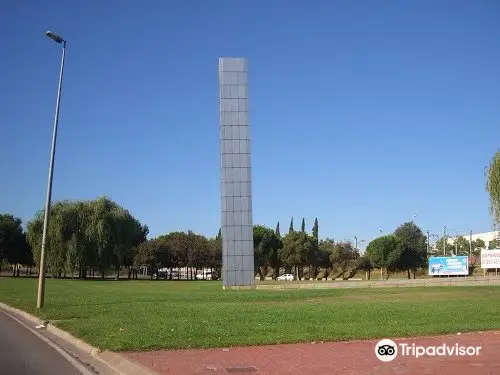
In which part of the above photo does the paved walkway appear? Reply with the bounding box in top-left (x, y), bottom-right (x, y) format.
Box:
top-left (125, 331), bottom-right (500, 375)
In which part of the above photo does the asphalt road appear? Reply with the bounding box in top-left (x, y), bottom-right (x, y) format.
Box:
top-left (0, 311), bottom-right (84, 375)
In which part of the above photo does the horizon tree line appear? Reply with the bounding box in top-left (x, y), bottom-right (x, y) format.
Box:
top-left (2, 192), bottom-right (500, 280)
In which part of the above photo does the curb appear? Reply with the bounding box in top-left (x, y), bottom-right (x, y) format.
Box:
top-left (0, 302), bottom-right (159, 375)
top-left (0, 302), bottom-right (101, 356)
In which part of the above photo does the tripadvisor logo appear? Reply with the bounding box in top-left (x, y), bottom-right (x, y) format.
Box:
top-left (375, 339), bottom-right (398, 362)
top-left (375, 339), bottom-right (482, 361)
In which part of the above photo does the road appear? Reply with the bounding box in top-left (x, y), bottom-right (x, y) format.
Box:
top-left (0, 310), bottom-right (84, 375)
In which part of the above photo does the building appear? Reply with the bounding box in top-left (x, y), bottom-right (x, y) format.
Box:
top-left (446, 231), bottom-right (500, 249)
top-left (218, 57), bottom-right (255, 289)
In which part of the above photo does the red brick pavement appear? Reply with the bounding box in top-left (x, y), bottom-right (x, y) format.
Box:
top-left (124, 331), bottom-right (500, 375)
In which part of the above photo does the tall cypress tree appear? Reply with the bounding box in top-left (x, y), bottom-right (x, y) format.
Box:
top-left (301, 218), bottom-right (306, 232)
top-left (312, 218), bottom-right (318, 240)
top-left (275, 221), bottom-right (280, 237)
top-left (289, 218), bottom-right (294, 233)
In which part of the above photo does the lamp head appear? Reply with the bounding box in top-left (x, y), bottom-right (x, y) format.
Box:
top-left (45, 31), bottom-right (64, 44)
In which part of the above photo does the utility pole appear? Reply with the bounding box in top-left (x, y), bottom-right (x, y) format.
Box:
top-left (443, 226), bottom-right (446, 256)
top-left (455, 235), bottom-right (458, 256)
top-left (469, 230), bottom-right (473, 259)
top-left (427, 231), bottom-right (430, 254)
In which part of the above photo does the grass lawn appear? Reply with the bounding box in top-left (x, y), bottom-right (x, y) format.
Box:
top-left (0, 278), bottom-right (499, 352)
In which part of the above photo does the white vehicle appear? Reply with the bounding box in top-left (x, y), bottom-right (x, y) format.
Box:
top-left (196, 271), bottom-right (213, 280)
top-left (276, 273), bottom-right (294, 281)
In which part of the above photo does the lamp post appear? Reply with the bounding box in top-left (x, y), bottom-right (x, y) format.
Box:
top-left (37, 31), bottom-right (67, 309)
top-left (355, 236), bottom-right (367, 279)
top-left (354, 236), bottom-right (365, 252)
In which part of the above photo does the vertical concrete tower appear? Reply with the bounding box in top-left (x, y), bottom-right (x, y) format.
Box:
top-left (218, 57), bottom-right (254, 289)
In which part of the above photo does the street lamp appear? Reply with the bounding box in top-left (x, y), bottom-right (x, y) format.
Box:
top-left (354, 236), bottom-right (365, 251)
top-left (37, 30), bottom-right (67, 309)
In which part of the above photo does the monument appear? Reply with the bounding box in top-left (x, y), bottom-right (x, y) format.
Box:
top-left (218, 57), bottom-right (254, 289)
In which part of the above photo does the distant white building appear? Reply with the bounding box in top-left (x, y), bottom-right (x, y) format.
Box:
top-left (446, 231), bottom-right (500, 249)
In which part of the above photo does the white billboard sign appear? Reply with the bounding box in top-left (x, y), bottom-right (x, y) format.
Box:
top-left (480, 249), bottom-right (500, 269)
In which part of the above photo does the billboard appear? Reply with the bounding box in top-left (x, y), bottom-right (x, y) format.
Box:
top-left (480, 249), bottom-right (500, 269)
top-left (428, 256), bottom-right (468, 276)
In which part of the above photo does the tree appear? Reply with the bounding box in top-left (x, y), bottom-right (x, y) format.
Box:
top-left (26, 197), bottom-right (146, 279)
top-left (134, 239), bottom-right (164, 279)
top-left (317, 239), bottom-right (334, 279)
top-left (357, 254), bottom-right (374, 280)
top-left (289, 218), bottom-right (294, 233)
top-left (275, 222), bottom-right (280, 238)
top-left (301, 218), bottom-right (305, 232)
top-left (453, 236), bottom-right (470, 256)
top-left (365, 235), bottom-right (399, 279)
top-left (474, 238), bottom-right (486, 250)
top-left (0, 214), bottom-right (32, 276)
top-left (187, 232), bottom-right (210, 276)
top-left (163, 231), bottom-right (190, 277)
top-left (207, 235), bottom-right (222, 279)
top-left (309, 218), bottom-right (319, 279)
top-left (268, 234), bottom-right (283, 279)
top-left (312, 218), bottom-right (318, 240)
top-left (329, 241), bottom-right (360, 279)
top-left (489, 239), bottom-right (500, 250)
top-left (128, 223), bottom-right (149, 278)
top-left (435, 236), bottom-right (449, 256)
top-left (486, 151), bottom-right (500, 228)
top-left (393, 222), bottom-right (428, 279)
top-left (279, 231), bottom-right (311, 279)
top-left (253, 225), bottom-right (281, 280)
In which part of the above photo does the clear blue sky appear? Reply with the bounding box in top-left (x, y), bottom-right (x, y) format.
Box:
top-left (1, 0), bottom-right (499, 249)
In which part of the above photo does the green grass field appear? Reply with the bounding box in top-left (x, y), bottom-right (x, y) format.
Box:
top-left (0, 278), bottom-right (499, 352)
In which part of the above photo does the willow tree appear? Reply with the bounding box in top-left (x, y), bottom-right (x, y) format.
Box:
top-left (486, 151), bottom-right (500, 228)
top-left (26, 197), bottom-right (147, 279)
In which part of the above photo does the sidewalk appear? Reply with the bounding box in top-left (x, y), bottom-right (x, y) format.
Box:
top-left (125, 331), bottom-right (500, 375)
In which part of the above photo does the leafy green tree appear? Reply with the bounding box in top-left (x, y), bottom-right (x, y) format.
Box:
top-left (308, 218), bottom-right (319, 279)
top-left (329, 241), bottom-right (360, 279)
top-left (268, 235), bottom-right (283, 279)
top-left (254, 225), bottom-right (281, 280)
top-left (279, 230), bottom-right (311, 279)
top-left (489, 239), bottom-right (500, 249)
top-left (357, 254), bottom-right (374, 280)
top-left (0, 214), bottom-right (32, 276)
top-left (453, 236), bottom-right (471, 256)
top-left (486, 151), bottom-right (500, 227)
top-left (26, 197), bottom-right (146, 279)
top-left (317, 239), bottom-right (334, 279)
top-left (301, 218), bottom-right (306, 232)
top-left (365, 235), bottom-right (399, 279)
top-left (128, 222), bottom-right (148, 278)
top-left (187, 232), bottom-right (210, 276)
top-left (312, 218), bottom-right (318, 239)
top-left (434, 236), bottom-right (450, 256)
top-left (208, 235), bottom-right (222, 279)
top-left (134, 239), bottom-right (164, 279)
top-left (474, 238), bottom-right (486, 250)
top-left (394, 222), bottom-right (428, 279)
top-left (165, 231), bottom-right (189, 271)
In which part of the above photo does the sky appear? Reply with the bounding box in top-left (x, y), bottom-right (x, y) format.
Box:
top-left (1, 0), bottom-right (499, 249)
